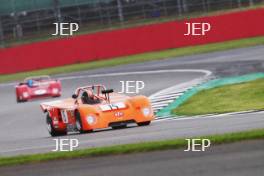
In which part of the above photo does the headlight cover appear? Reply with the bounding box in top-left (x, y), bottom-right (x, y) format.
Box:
top-left (86, 115), bottom-right (96, 125)
top-left (142, 108), bottom-right (151, 117)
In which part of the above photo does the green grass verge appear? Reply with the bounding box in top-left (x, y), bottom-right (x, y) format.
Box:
top-left (0, 128), bottom-right (264, 167)
top-left (1, 36), bottom-right (264, 83)
top-left (173, 78), bottom-right (264, 116)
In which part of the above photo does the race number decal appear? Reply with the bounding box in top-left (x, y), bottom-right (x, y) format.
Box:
top-left (61, 110), bottom-right (69, 123)
top-left (100, 102), bottom-right (126, 111)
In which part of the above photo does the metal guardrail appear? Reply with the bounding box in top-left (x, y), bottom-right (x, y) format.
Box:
top-left (0, 0), bottom-right (263, 47)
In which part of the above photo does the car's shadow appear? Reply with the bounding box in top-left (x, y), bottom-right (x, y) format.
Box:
top-left (44, 125), bottom-right (140, 139)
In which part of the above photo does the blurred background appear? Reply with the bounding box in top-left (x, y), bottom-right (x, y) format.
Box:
top-left (0, 0), bottom-right (263, 47)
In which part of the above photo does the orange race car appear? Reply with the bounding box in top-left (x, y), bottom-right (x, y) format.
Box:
top-left (40, 85), bottom-right (154, 136)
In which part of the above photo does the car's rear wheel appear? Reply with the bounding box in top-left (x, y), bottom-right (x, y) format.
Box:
top-left (46, 115), bottom-right (67, 137)
top-left (75, 111), bottom-right (93, 134)
top-left (137, 121), bottom-right (151, 126)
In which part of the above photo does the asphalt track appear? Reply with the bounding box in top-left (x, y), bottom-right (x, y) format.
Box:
top-left (0, 45), bottom-right (264, 158)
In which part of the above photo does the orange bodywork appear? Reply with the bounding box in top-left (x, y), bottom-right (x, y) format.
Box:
top-left (41, 85), bottom-right (154, 136)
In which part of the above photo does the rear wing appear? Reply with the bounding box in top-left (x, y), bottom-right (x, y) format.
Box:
top-left (40, 99), bottom-right (76, 112)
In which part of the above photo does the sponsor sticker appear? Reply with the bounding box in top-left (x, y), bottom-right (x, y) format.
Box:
top-left (34, 89), bottom-right (47, 95)
top-left (114, 112), bottom-right (124, 117)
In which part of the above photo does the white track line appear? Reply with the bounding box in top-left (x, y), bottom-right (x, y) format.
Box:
top-left (154, 110), bottom-right (264, 122)
top-left (151, 101), bottom-right (173, 106)
top-left (0, 69), bottom-right (212, 88)
top-left (151, 97), bottom-right (177, 103)
top-left (154, 94), bottom-right (182, 99)
top-left (60, 69), bottom-right (212, 80)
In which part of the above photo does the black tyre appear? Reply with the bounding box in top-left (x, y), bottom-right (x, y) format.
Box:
top-left (75, 111), bottom-right (93, 134)
top-left (46, 115), bottom-right (67, 137)
top-left (16, 97), bottom-right (27, 103)
top-left (16, 98), bottom-right (21, 103)
top-left (52, 94), bottom-right (61, 98)
top-left (137, 121), bottom-right (151, 126)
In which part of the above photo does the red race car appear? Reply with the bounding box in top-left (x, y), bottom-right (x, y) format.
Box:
top-left (15, 75), bottom-right (62, 103)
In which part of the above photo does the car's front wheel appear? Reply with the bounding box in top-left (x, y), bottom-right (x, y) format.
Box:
top-left (137, 121), bottom-right (151, 126)
top-left (75, 111), bottom-right (93, 134)
top-left (16, 97), bottom-right (27, 103)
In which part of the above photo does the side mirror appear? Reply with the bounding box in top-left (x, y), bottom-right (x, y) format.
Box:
top-left (72, 94), bottom-right (78, 99)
